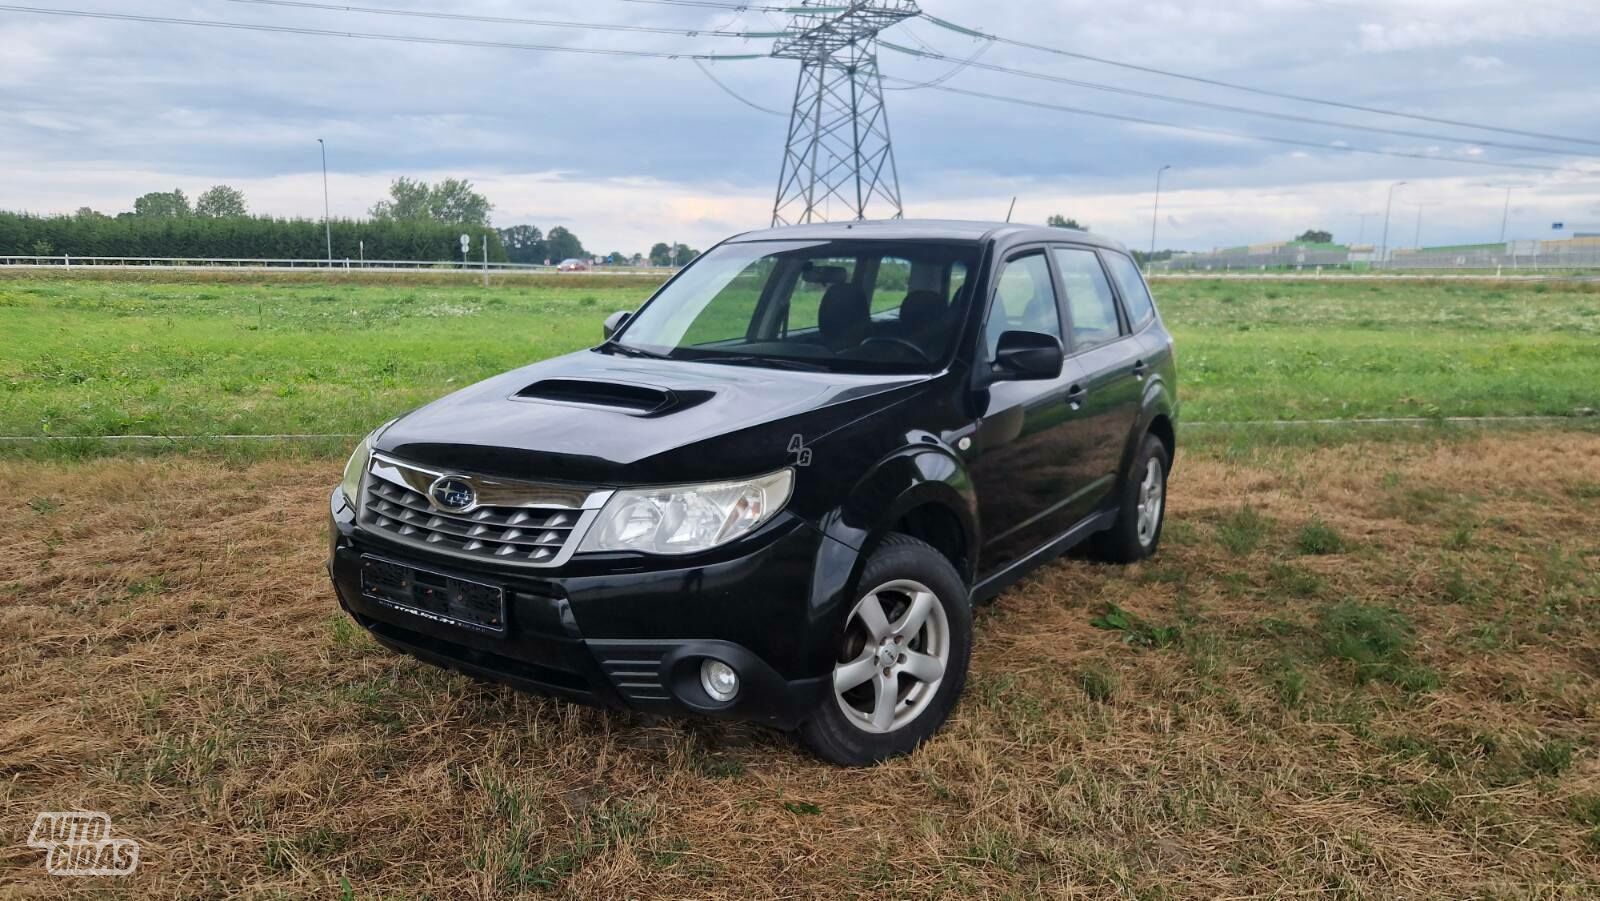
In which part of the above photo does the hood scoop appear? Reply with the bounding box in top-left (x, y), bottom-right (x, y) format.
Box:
top-left (512, 378), bottom-right (712, 417)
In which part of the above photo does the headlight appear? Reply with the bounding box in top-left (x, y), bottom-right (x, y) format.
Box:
top-left (339, 430), bottom-right (375, 503)
top-left (579, 469), bottom-right (793, 555)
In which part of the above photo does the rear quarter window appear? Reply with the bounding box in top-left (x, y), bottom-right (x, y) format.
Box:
top-left (1104, 252), bottom-right (1158, 329)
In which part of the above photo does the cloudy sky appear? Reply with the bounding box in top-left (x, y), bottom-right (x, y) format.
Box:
top-left (2, 0), bottom-right (1598, 254)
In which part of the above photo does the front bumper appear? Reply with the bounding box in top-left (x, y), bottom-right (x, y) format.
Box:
top-left (327, 489), bottom-right (834, 728)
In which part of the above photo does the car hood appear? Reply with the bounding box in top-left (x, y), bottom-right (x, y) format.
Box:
top-left (375, 349), bottom-right (930, 484)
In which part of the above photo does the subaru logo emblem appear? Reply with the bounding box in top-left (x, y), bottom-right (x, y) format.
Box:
top-left (428, 476), bottom-right (476, 512)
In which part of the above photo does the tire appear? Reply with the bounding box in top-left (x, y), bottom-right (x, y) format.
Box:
top-left (797, 534), bottom-right (972, 766)
top-left (1090, 433), bottom-right (1171, 564)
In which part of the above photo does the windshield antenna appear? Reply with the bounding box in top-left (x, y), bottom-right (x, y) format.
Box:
top-left (1005, 196), bottom-right (1017, 223)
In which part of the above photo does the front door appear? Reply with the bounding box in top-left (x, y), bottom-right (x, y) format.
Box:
top-left (968, 248), bottom-right (1082, 575)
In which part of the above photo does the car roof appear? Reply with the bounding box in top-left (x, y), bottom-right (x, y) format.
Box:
top-left (724, 218), bottom-right (1130, 253)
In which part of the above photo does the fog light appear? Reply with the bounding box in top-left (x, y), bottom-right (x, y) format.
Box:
top-left (700, 659), bottom-right (740, 702)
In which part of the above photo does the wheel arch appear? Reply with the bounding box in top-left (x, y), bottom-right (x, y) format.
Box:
top-left (815, 441), bottom-right (979, 595)
top-left (1116, 378), bottom-right (1179, 488)
top-left (1147, 411), bottom-right (1176, 467)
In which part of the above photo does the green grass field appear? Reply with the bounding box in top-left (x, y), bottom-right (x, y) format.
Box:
top-left (2, 271), bottom-right (1596, 447)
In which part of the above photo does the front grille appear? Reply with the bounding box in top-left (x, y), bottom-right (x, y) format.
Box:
top-left (358, 453), bottom-right (609, 568)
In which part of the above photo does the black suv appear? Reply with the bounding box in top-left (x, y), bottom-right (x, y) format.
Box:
top-left (328, 220), bottom-right (1177, 765)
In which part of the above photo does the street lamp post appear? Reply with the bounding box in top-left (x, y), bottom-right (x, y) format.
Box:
top-left (1413, 203), bottom-right (1425, 249)
top-left (1499, 186), bottom-right (1512, 244)
top-left (1149, 164), bottom-right (1171, 271)
top-left (317, 138), bottom-right (332, 267)
top-left (1379, 181), bottom-right (1406, 268)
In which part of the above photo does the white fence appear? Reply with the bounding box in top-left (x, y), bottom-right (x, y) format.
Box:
top-left (1162, 245), bottom-right (1600, 273)
top-left (1162, 248), bottom-right (1354, 272)
top-left (1385, 247), bottom-right (1600, 271)
top-left (0, 255), bottom-right (671, 276)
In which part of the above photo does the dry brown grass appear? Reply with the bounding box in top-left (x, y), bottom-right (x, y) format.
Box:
top-left (2, 432), bottom-right (1598, 898)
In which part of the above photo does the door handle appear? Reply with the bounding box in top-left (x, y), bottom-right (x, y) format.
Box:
top-left (1066, 384), bottom-right (1086, 411)
top-left (1131, 359), bottom-right (1148, 380)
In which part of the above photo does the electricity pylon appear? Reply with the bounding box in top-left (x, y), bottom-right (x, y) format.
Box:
top-left (770, 1), bottom-right (919, 226)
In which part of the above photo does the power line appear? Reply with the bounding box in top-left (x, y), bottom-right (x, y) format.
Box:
top-left (693, 58), bottom-right (785, 115)
top-left (883, 36), bottom-right (993, 91)
top-left (120, 2), bottom-right (802, 121)
top-left (881, 41), bottom-right (1588, 159)
top-left (617, 0), bottom-right (797, 11)
top-left (0, 5), bottom-right (764, 59)
top-left (223, 0), bottom-right (787, 39)
top-left (918, 13), bottom-right (1600, 149)
top-left (883, 77), bottom-right (1573, 174)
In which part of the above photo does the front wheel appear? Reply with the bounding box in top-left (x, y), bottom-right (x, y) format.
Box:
top-left (1091, 434), bottom-right (1170, 564)
top-left (798, 534), bottom-right (971, 766)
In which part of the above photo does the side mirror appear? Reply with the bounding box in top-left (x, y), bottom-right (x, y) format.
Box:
top-left (992, 330), bottom-right (1064, 381)
top-left (602, 310), bottom-right (632, 340)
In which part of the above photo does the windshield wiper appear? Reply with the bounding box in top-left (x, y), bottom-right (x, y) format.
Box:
top-left (602, 342), bottom-right (671, 360)
top-left (687, 354), bottom-right (831, 373)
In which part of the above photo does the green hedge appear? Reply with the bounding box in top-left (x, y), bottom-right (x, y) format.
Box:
top-left (0, 212), bottom-right (507, 262)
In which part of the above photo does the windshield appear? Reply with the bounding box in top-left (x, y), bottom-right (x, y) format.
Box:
top-left (611, 239), bottom-right (979, 374)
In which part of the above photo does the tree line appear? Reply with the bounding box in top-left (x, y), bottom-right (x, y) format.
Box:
top-left (0, 209), bottom-right (507, 262)
top-left (1, 179), bottom-right (534, 263)
top-left (4, 175), bottom-right (826, 267)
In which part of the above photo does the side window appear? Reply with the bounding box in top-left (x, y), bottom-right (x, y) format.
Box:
top-left (1052, 247), bottom-right (1123, 352)
top-left (985, 252), bottom-right (1062, 361)
top-left (1103, 251), bottom-right (1157, 329)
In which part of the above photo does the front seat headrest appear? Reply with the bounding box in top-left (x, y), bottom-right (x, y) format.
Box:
top-left (898, 290), bottom-right (946, 333)
top-left (817, 282), bottom-right (870, 350)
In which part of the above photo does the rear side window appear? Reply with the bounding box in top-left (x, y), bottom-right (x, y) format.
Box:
top-left (787, 257), bottom-right (857, 332)
top-left (985, 253), bottom-right (1062, 361)
top-left (948, 262), bottom-right (969, 303)
top-left (1051, 247), bottom-right (1122, 352)
top-left (868, 257), bottom-right (913, 314)
top-left (1103, 252), bottom-right (1157, 329)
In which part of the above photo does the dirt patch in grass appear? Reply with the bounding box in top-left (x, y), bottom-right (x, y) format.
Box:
top-left (2, 432), bottom-right (1597, 897)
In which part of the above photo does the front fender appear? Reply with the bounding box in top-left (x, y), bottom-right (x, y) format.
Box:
top-left (805, 438), bottom-right (979, 647)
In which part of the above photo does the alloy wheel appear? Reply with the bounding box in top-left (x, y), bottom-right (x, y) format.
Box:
top-left (832, 579), bottom-right (950, 734)
top-left (1135, 457), bottom-right (1165, 548)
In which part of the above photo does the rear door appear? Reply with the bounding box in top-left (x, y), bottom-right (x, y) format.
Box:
top-left (1101, 249), bottom-right (1176, 376)
top-left (1050, 245), bottom-right (1142, 516)
top-left (967, 247), bottom-right (1086, 573)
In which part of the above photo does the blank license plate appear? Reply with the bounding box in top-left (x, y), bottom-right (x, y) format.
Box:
top-left (360, 555), bottom-right (507, 634)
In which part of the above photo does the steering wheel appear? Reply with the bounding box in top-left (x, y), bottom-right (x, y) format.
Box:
top-left (858, 335), bottom-right (932, 363)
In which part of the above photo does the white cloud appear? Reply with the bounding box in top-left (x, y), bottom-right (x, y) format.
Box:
top-left (1, 0), bottom-right (1596, 253)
